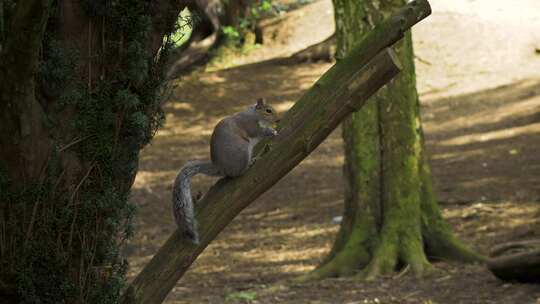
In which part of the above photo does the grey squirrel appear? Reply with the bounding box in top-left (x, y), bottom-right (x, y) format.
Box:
top-left (172, 98), bottom-right (280, 244)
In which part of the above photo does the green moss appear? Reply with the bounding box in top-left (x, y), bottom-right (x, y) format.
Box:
top-left (420, 161), bottom-right (485, 263)
top-left (305, 209), bottom-right (376, 281)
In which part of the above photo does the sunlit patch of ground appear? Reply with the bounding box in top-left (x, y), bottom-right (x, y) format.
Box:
top-left (126, 0), bottom-right (540, 303)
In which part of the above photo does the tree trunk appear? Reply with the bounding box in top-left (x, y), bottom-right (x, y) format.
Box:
top-left (0, 1), bottom-right (184, 303)
top-left (302, 0), bottom-right (484, 281)
top-left (122, 2), bottom-right (434, 303)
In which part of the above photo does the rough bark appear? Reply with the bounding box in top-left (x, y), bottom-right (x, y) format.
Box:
top-left (303, 0), bottom-right (483, 282)
top-left (0, 4), bottom-right (53, 301)
top-left (0, 0), bottom-right (52, 183)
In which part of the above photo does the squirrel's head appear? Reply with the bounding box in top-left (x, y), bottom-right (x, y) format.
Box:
top-left (254, 98), bottom-right (279, 125)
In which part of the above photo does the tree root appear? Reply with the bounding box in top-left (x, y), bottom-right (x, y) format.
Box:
top-left (490, 239), bottom-right (540, 257)
top-left (421, 206), bottom-right (486, 263)
top-left (362, 230), bottom-right (433, 280)
top-left (303, 215), bottom-right (480, 282)
top-left (487, 239), bottom-right (540, 283)
top-left (296, 233), bottom-right (371, 282)
top-left (363, 239), bottom-right (398, 280)
top-left (487, 248), bottom-right (540, 283)
top-left (401, 234), bottom-right (434, 277)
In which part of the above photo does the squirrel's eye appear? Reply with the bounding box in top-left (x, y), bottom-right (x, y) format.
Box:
top-left (265, 109), bottom-right (272, 114)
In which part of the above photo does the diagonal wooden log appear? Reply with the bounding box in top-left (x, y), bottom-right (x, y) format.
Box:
top-left (122, 1), bottom-right (431, 303)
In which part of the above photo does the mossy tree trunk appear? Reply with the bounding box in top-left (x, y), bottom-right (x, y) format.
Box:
top-left (303, 0), bottom-right (484, 281)
top-left (0, 1), bottom-right (184, 303)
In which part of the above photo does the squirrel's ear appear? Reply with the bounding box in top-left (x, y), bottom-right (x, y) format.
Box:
top-left (256, 98), bottom-right (266, 108)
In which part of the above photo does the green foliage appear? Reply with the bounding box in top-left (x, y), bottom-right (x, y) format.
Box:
top-left (0, 149), bottom-right (82, 304)
top-left (250, 0), bottom-right (273, 19)
top-left (222, 25), bottom-right (242, 41)
top-left (169, 7), bottom-right (194, 48)
top-left (39, 38), bottom-right (79, 97)
top-left (226, 291), bottom-right (258, 302)
top-left (0, 0), bottom-right (178, 303)
top-left (222, 0), bottom-right (274, 46)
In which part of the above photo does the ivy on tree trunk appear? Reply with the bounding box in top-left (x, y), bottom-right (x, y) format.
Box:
top-left (0, 1), bottom-right (184, 303)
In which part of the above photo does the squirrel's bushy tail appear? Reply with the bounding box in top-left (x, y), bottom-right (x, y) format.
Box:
top-left (173, 160), bottom-right (221, 244)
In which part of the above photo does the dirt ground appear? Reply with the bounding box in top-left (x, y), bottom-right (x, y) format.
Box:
top-left (125, 0), bottom-right (540, 303)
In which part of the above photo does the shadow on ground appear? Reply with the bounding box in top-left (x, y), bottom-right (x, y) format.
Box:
top-left (126, 57), bottom-right (540, 303)
top-left (422, 79), bottom-right (540, 203)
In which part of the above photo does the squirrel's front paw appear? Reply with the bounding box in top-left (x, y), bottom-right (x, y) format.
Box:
top-left (262, 128), bottom-right (278, 138)
top-left (265, 128), bottom-right (278, 137)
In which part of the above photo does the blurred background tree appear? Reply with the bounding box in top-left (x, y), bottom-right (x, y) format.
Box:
top-left (166, 0), bottom-right (271, 76)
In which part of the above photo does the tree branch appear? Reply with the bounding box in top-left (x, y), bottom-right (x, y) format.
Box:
top-left (122, 1), bottom-right (431, 303)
